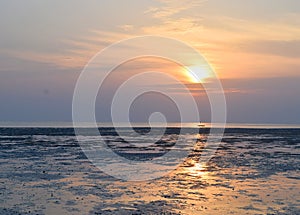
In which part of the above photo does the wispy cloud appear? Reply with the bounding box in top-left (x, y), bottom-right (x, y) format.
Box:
top-left (145, 0), bottom-right (205, 19)
top-left (3, 0), bottom-right (300, 79)
top-left (119, 24), bottom-right (134, 31)
top-left (236, 40), bottom-right (300, 58)
top-left (4, 30), bottom-right (135, 69)
top-left (3, 49), bottom-right (83, 69)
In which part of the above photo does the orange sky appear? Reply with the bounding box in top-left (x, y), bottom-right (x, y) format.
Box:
top-left (0, 0), bottom-right (300, 123)
top-left (1, 0), bottom-right (299, 80)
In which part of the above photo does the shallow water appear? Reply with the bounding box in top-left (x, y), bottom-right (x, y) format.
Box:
top-left (0, 127), bottom-right (299, 214)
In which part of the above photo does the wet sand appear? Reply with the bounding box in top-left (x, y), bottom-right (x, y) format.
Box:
top-left (0, 128), bottom-right (299, 214)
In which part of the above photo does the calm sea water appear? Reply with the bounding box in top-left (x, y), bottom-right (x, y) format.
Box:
top-left (0, 125), bottom-right (299, 214)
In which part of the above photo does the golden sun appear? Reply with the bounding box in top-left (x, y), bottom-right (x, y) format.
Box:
top-left (185, 65), bottom-right (211, 83)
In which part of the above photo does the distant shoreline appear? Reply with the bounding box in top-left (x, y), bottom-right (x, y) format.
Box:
top-left (0, 122), bottom-right (300, 129)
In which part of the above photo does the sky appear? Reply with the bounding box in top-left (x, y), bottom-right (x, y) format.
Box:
top-left (0, 0), bottom-right (300, 124)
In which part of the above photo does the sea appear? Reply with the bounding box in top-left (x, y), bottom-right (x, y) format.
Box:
top-left (0, 123), bottom-right (299, 215)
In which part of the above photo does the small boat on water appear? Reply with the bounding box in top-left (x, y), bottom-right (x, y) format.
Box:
top-left (198, 122), bottom-right (205, 127)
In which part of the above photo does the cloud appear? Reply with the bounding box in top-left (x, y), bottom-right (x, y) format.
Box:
top-left (2, 30), bottom-right (136, 70)
top-left (119, 25), bottom-right (134, 31)
top-left (145, 0), bottom-right (206, 19)
top-left (236, 40), bottom-right (300, 58)
top-left (142, 18), bottom-right (203, 35)
top-left (3, 1), bottom-right (299, 79)
top-left (2, 49), bottom-right (84, 69)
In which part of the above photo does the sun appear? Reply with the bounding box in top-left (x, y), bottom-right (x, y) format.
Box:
top-left (185, 65), bottom-right (211, 83)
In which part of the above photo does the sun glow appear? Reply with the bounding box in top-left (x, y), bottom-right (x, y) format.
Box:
top-left (185, 65), bottom-right (211, 83)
